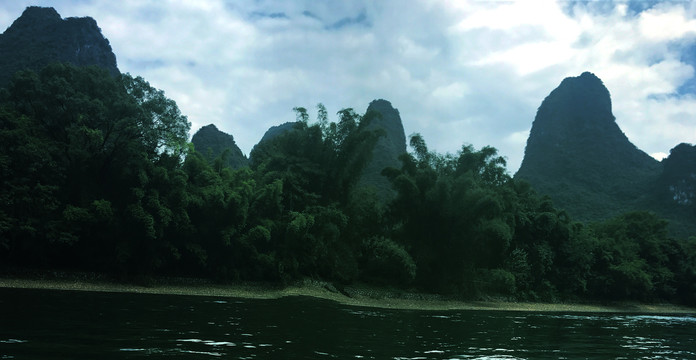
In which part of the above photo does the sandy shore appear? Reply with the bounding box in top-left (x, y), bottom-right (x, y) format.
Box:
top-left (1, 277), bottom-right (694, 314)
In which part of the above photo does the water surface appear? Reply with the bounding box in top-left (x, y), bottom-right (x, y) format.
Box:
top-left (1, 288), bottom-right (694, 359)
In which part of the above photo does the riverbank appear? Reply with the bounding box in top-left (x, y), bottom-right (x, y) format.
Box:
top-left (1, 275), bottom-right (693, 314)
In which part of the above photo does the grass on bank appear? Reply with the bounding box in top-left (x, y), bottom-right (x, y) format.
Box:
top-left (0, 274), bottom-right (694, 314)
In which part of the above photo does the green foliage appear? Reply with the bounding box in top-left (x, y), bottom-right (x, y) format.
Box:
top-left (360, 237), bottom-right (416, 286)
top-left (475, 268), bottom-right (516, 297)
top-left (0, 64), bottom-right (190, 273)
top-left (588, 211), bottom-right (684, 301)
top-left (1, 67), bottom-right (693, 307)
top-left (122, 74), bottom-right (191, 157)
top-left (381, 133), bottom-right (517, 294)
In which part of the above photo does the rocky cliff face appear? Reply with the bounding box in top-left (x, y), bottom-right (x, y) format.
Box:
top-left (358, 99), bottom-right (407, 200)
top-left (191, 124), bottom-right (248, 169)
top-left (0, 6), bottom-right (119, 86)
top-left (515, 72), bottom-right (661, 221)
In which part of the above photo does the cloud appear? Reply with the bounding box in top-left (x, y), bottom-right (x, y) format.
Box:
top-left (327, 9), bottom-right (369, 30)
top-left (2, 0), bottom-right (696, 172)
top-left (639, 4), bottom-right (696, 41)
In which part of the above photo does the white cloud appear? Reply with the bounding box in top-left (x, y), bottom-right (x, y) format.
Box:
top-left (639, 5), bottom-right (696, 41)
top-left (2, 0), bottom-right (696, 172)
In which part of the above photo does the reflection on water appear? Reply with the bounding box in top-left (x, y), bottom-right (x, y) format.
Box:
top-left (0, 288), bottom-right (694, 359)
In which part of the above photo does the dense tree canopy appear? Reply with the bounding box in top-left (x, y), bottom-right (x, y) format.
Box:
top-left (0, 64), bottom-right (190, 273)
top-left (1, 64), bottom-right (694, 306)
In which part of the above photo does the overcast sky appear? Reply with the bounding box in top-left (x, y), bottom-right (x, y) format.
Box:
top-left (2, 0), bottom-right (696, 173)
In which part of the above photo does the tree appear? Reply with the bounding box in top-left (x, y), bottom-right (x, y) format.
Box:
top-left (0, 64), bottom-right (191, 274)
top-left (589, 211), bottom-right (679, 301)
top-left (122, 74), bottom-right (191, 159)
top-left (382, 134), bottom-right (515, 294)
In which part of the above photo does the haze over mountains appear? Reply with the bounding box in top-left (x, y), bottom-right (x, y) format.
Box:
top-left (1, 6), bottom-right (694, 233)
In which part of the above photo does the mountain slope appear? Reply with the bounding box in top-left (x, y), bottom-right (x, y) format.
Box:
top-left (515, 72), bottom-right (662, 221)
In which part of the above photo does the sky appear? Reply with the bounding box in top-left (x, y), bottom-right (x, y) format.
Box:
top-left (2, 0), bottom-right (696, 174)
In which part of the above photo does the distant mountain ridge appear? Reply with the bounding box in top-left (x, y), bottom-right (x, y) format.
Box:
top-left (516, 72), bottom-right (694, 233)
top-left (0, 6), bottom-right (119, 86)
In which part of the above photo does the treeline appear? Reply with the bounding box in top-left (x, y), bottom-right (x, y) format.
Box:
top-left (1, 64), bottom-right (694, 305)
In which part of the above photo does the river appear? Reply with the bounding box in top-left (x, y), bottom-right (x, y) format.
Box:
top-left (1, 288), bottom-right (694, 359)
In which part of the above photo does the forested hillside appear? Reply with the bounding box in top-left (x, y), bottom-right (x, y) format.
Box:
top-left (1, 64), bottom-right (694, 305)
top-left (1, 7), bottom-right (694, 306)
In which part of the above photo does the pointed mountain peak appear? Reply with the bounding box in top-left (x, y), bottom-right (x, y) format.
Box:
top-left (544, 71), bottom-right (613, 124)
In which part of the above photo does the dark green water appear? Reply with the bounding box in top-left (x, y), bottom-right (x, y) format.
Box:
top-left (1, 288), bottom-right (694, 359)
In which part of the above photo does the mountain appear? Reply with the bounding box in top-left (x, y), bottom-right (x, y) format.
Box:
top-left (652, 143), bottom-right (696, 234)
top-left (515, 72), bottom-right (662, 221)
top-left (358, 99), bottom-right (407, 200)
top-left (0, 6), bottom-right (119, 86)
top-left (258, 122), bottom-right (299, 145)
top-left (660, 143), bottom-right (696, 206)
top-left (191, 124), bottom-right (248, 169)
